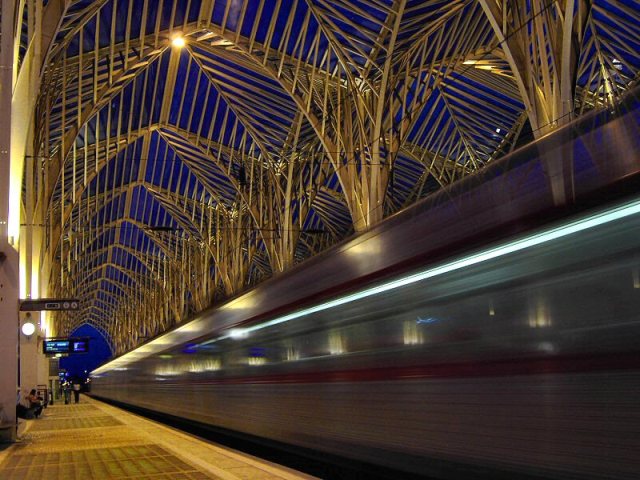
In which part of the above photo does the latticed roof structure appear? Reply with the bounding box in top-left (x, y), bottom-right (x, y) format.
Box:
top-left (13, 0), bottom-right (640, 354)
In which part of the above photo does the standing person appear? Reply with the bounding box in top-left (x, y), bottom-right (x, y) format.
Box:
top-left (63, 381), bottom-right (71, 404)
top-left (72, 382), bottom-right (81, 404)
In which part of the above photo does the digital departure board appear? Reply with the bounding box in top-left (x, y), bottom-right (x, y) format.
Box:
top-left (43, 337), bottom-right (90, 355)
top-left (43, 340), bottom-right (70, 354)
top-left (71, 339), bottom-right (89, 353)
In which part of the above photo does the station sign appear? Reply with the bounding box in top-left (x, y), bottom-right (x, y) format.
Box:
top-left (20, 298), bottom-right (80, 311)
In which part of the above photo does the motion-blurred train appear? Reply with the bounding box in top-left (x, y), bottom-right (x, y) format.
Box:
top-left (92, 89), bottom-right (640, 479)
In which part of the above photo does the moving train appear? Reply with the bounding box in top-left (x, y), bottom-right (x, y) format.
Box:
top-left (92, 90), bottom-right (640, 479)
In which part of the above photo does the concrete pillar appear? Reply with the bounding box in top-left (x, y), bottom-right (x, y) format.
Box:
top-left (19, 313), bottom-right (48, 396)
top-left (0, 0), bottom-right (19, 443)
top-left (0, 248), bottom-right (19, 442)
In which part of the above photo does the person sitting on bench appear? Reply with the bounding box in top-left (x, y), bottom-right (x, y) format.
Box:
top-left (27, 389), bottom-right (44, 418)
top-left (17, 389), bottom-right (43, 419)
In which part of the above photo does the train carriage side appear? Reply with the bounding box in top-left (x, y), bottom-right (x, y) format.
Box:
top-left (92, 90), bottom-right (640, 479)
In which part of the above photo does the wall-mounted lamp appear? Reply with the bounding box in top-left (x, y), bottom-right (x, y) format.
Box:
top-left (21, 312), bottom-right (36, 337)
top-left (21, 321), bottom-right (36, 337)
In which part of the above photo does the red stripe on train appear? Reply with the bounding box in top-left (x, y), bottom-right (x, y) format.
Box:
top-left (150, 351), bottom-right (640, 386)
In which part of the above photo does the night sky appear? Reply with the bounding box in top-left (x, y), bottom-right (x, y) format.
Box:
top-left (59, 324), bottom-right (112, 379)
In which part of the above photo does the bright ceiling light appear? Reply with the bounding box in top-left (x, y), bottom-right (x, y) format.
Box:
top-left (171, 36), bottom-right (186, 48)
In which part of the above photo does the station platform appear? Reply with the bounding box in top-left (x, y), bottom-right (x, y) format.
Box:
top-left (0, 396), bottom-right (317, 480)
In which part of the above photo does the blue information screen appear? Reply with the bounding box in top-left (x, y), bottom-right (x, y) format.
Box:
top-left (43, 338), bottom-right (90, 354)
top-left (71, 339), bottom-right (89, 353)
top-left (43, 340), bottom-right (70, 354)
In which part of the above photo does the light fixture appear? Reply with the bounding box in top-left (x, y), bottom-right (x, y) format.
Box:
top-left (171, 35), bottom-right (186, 48)
top-left (21, 321), bottom-right (36, 336)
top-left (229, 328), bottom-right (248, 339)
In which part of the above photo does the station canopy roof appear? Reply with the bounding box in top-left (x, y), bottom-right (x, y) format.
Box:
top-left (27, 0), bottom-right (640, 353)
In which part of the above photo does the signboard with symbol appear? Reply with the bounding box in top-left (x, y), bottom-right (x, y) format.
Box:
top-left (20, 299), bottom-right (80, 311)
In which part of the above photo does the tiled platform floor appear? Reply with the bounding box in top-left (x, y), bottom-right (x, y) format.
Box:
top-left (0, 396), bottom-right (317, 480)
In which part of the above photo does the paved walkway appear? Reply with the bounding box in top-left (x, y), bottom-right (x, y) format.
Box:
top-left (0, 396), bottom-right (317, 480)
